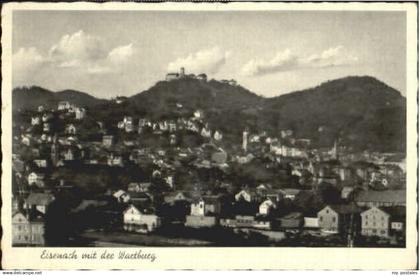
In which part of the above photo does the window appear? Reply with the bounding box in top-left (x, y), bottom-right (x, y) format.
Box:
top-left (380, 230), bottom-right (385, 234)
top-left (365, 221), bottom-right (368, 226)
top-left (372, 229), bottom-right (377, 233)
top-left (373, 222), bottom-right (376, 226)
top-left (332, 217), bottom-right (336, 223)
top-left (326, 210), bottom-right (329, 214)
top-left (319, 217), bottom-right (323, 222)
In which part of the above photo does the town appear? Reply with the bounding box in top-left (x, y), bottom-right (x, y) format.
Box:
top-left (12, 68), bottom-right (406, 247)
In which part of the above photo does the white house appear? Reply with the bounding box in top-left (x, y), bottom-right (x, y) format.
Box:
top-left (28, 172), bottom-right (45, 187)
top-left (191, 199), bottom-right (205, 216)
top-left (213, 130), bottom-right (223, 141)
top-left (31, 116), bottom-right (40, 125)
top-left (113, 190), bottom-right (130, 203)
top-left (123, 205), bottom-right (161, 233)
top-left (75, 108), bottom-right (86, 120)
top-left (65, 124), bottom-right (76, 135)
top-left (34, 159), bottom-right (47, 168)
top-left (201, 127), bottom-right (212, 138)
top-left (235, 189), bottom-right (258, 202)
top-left (58, 101), bottom-right (71, 110)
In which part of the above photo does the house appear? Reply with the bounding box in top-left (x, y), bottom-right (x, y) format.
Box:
top-left (107, 154), bottom-right (123, 166)
top-left (360, 207), bottom-right (390, 238)
top-left (193, 109), bottom-right (203, 119)
top-left (103, 135), bottom-right (114, 147)
top-left (259, 199), bottom-right (276, 216)
top-left (113, 190), bottom-right (130, 203)
top-left (127, 182), bottom-right (152, 193)
top-left (58, 101), bottom-right (71, 110)
top-left (74, 107), bottom-right (86, 120)
top-left (213, 130), bottom-right (223, 141)
top-left (211, 150), bottom-right (227, 164)
top-left (249, 135), bottom-right (260, 143)
top-left (24, 193), bottom-right (55, 214)
top-left (117, 121), bottom-right (125, 129)
top-left (42, 113), bottom-right (53, 122)
top-left (236, 153), bottom-right (254, 164)
top-left (21, 135), bottom-right (31, 146)
top-left (129, 192), bottom-right (154, 208)
top-left (235, 189), bottom-right (259, 202)
top-left (164, 192), bottom-right (192, 205)
top-left (12, 210), bottom-right (45, 246)
top-left (279, 189), bottom-right (301, 201)
top-left (361, 206), bottom-right (405, 238)
top-left (201, 127), bottom-right (212, 138)
top-left (354, 190), bottom-right (406, 207)
top-left (388, 206), bottom-right (406, 235)
top-left (43, 123), bottom-right (50, 132)
top-left (281, 129), bottom-right (293, 138)
top-left (65, 124), bottom-right (76, 135)
top-left (190, 196), bottom-right (221, 216)
top-left (123, 205), bottom-right (161, 233)
top-left (34, 159), bottom-right (47, 168)
top-left (185, 215), bottom-right (217, 228)
top-left (27, 172), bottom-right (45, 187)
top-left (341, 186), bottom-right (355, 200)
top-left (303, 216), bottom-right (319, 228)
top-left (37, 105), bottom-right (45, 112)
top-left (253, 218), bottom-right (271, 230)
top-left (276, 212), bottom-right (303, 230)
top-left (317, 204), bottom-right (361, 234)
top-left (63, 148), bottom-right (74, 161)
top-left (31, 116), bottom-right (41, 125)
top-left (234, 215), bottom-right (255, 228)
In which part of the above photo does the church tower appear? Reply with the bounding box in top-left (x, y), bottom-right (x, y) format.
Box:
top-left (242, 128), bottom-right (249, 152)
top-left (51, 134), bottom-right (59, 167)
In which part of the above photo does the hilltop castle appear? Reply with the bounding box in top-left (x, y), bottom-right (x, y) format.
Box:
top-left (165, 67), bottom-right (207, 82)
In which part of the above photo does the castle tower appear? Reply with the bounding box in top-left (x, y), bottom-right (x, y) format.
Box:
top-left (242, 128), bottom-right (249, 152)
top-left (180, 67), bottom-right (185, 77)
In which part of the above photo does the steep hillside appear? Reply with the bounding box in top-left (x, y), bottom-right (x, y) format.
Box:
top-left (262, 76), bottom-right (406, 151)
top-left (12, 86), bottom-right (105, 110)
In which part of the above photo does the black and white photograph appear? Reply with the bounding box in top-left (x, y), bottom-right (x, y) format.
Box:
top-left (2, 1), bottom-right (418, 270)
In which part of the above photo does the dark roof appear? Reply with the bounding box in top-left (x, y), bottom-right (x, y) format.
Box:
top-left (26, 193), bottom-right (54, 206)
top-left (381, 206), bottom-right (406, 221)
top-left (328, 204), bottom-right (361, 214)
top-left (281, 212), bottom-right (303, 219)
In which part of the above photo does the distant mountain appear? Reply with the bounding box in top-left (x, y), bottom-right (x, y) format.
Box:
top-left (12, 86), bottom-right (105, 111)
top-left (129, 78), bottom-right (262, 115)
top-left (12, 76), bottom-right (406, 152)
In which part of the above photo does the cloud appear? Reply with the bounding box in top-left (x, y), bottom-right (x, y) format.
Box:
top-left (241, 46), bottom-right (358, 76)
top-left (49, 30), bottom-right (107, 67)
top-left (108, 43), bottom-right (134, 64)
top-left (13, 47), bottom-right (46, 72)
top-left (167, 47), bottom-right (230, 74)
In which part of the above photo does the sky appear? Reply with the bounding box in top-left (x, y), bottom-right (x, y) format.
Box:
top-left (12, 10), bottom-right (406, 99)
